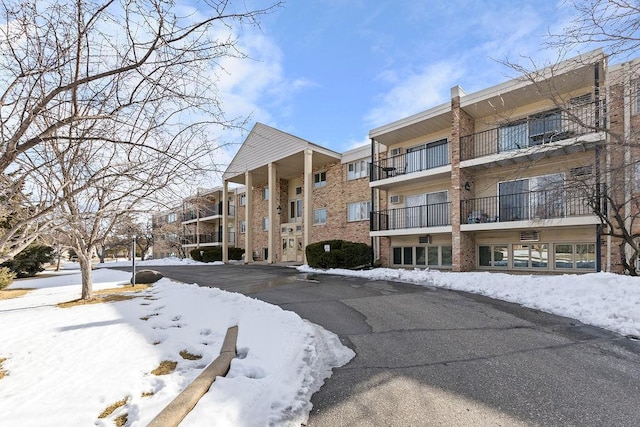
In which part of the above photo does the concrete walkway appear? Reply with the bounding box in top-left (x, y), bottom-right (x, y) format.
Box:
top-left (136, 264), bottom-right (640, 426)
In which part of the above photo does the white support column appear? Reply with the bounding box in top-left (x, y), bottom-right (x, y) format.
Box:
top-left (267, 162), bottom-right (276, 263)
top-left (245, 171), bottom-right (253, 264)
top-left (303, 149), bottom-right (313, 264)
top-left (222, 180), bottom-right (229, 263)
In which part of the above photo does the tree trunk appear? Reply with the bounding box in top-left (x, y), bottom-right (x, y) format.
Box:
top-left (78, 252), bottom-right (93, 300)
top-left (56, 251), bottom-right (61, 272)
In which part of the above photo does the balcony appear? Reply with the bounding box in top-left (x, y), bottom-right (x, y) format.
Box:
top-left (182, 231), bottom-right (236, 245)
top-left (182, 204), bottom-right (236, 222)
top-left (460, 100), bottom-right (604, 163)
top-left (200, 204), bottom-right (236, 219)
top-left (460, 188), bottom-right (596, 228)
top-left (371, 202), bottom-right (451, 232)
top-left (371, 140), bottom-right (450, 182)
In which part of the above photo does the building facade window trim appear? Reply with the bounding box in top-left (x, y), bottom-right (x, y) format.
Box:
top-left (348, 200), bottom-right (371, 222)
top-left (347, 159), bottom-right (369, 180)
top-left (314, 171), bottom-right (327, 188)
top-left (392, 245), bottom-right (452, 267)
top-left (313, 208), bottom-right (327, 225)
top-left (478, 243), bottom-right (596, 271)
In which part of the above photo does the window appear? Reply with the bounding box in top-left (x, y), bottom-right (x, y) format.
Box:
top-left (314, 172), bottom-right (326, 188)
top-left (528, 110), bottom-right (561, 145)
top-left (262, 217), bottom-right (269, 231)
top-left (239, 194), bottom-right (246, 206)
top-left (513, 244), bottom-right (548, 268)
top-left (348, 160), bottom-right (369, 180)
top-left (498, 173), bottom-right (564, 221)
top-left (636, 81), bottom-right (640, 114)
top-left (290, 199), bottom-right (303, 222)
top-left (555, 243), bottom-right (596, 269)
top-left (167, 213), bottom-right (177, 223)
top-left (404, 190), bottom-right (449, 228)
top-left (405, 139), bottom-right (448, 173)
top-left (499, 121), bottom-right (528, 152)
top-left (499, 109), bottom-right (562, 152)
top-left (240, 221), bottom-right (246, 234)
top-left (295, 186), bottom-right (302, 195)
top-left (263, 187), bottom-right (269, 200)
top-left (392, 246), bottom-right (452, 267)
top-left (479, 245), bottom-right (509, 267)
top-left (348, 201), bottom-right (371, 221)
top-left (313, 208), bottom-right (327, 224)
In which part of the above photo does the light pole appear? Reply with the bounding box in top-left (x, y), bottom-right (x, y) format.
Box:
top-left (131, 235), bottom-right (137, 286)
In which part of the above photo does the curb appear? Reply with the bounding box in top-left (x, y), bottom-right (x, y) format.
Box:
top-left (148, 325), bottom-right (238, 427)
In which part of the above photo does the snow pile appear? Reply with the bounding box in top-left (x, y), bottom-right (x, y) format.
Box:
top-left (297, 266), bottom-right (640, 339)
top-left (0, 270), bottom-right (353, 426)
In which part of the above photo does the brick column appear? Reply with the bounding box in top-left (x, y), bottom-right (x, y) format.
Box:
top-left (450, 86), bottom-right (476, 272)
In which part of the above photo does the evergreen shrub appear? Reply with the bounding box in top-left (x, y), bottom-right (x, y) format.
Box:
top-left (305, 240), bottom-right (370, 269)
top-left (1, 245), bottom-right (53, 278)
top-left (190, 247), bottom-right (245, 262)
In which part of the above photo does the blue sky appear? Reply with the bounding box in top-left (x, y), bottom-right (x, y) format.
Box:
top-left (214, 0), bottom-right (579, 165)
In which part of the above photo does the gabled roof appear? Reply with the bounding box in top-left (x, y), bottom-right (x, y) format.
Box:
top-left (222, 123), bottom-right (342, 184)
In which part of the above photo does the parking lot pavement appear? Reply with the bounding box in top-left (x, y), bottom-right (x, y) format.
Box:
top-left (127, 264), bottom-right (640, 426)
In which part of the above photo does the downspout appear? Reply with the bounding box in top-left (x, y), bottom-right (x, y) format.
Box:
top-left (606, 61), bottom-right (613, 271)
top-left (594, 62), bottom-right (602, 272)
top-left (370, 137), bottom-right (375, 266)
top-left (375, 141), bottom-right (381, 263)
top-left (623, 61), bottom-right (633, 271)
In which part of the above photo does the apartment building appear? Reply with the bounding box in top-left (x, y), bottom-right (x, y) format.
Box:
top-left (152, 187), bottom-right (238, 258)
top-left (151, 207), bottom-right (182, 259)
top-left (157, 49), bottom-right (639, 273)
top-left (369, 48), bottom-right (638, 273)
top-left (220, 123), bottom-right (371, 263)
top-left (180, 188), bottom-right (237, 251)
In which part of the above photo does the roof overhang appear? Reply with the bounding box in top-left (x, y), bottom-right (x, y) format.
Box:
top-left (369, 103), bottom-right (452, 146)
top-left (224, 148), bottom-right (341, 186)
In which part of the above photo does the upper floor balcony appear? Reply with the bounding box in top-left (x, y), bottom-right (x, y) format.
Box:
top-left (371, 140), bottom-right (450, 188)
top-left (371, 201), bottom-right (452, 235)
top-left (460, 100), bottom-right (604, 167)
top-left (460, 187), bottom-right (599, 231)
top-left (182, 204), bottom-right (236, 223)
top-left (182, 231), bottom-right (236, 246)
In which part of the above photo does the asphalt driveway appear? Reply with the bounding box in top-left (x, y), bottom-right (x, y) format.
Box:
top-left (136, 264), bottom-right (640, 426)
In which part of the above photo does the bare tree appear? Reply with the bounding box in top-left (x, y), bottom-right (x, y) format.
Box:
top-left (498, 1), bottom-right (640, 274)
top-left (134, 220), bottom-right (154, 261)
top-left (152, 213), bottom-right (186, 259)
top-left (0, 0), bottom-right (281, 264)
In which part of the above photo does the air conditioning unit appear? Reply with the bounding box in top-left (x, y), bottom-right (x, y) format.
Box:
top-left (419, 235), bottom-right (432, 244)
top-left (390, 195), bottom-right (403, 204)
top-left (390, 147), bottom-right (403, 157)
top-left (520, 231), bottom-right (540, 242)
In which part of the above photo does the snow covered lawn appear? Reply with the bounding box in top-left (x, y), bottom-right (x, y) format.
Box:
top-left (3, 259), bottom-right (638, 426)
top-left (298, 266), bottom-right (640, 339)
top-left (0, 265), bottom-right (353, 426)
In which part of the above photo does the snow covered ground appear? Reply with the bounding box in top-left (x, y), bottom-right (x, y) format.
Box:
top-left (0, 264), bottom-right (353, 426)
top-left (2, 259), bottom-right (639, 426)
top-left (298, 265), bottom-right (640, 339)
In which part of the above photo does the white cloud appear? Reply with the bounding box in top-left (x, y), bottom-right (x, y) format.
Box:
top-left (365, 61), bottom-right (464, 128)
